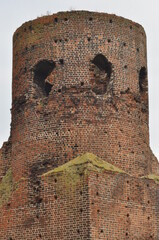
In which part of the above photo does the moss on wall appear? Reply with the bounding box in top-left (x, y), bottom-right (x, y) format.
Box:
top-left (141, 174), bottom-right (159, 184)
top-left (0, 168), bottom-right (13, 207)
top-left (43, 152), bottom-right (125, 178)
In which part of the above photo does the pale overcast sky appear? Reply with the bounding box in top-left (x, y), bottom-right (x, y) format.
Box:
top-left (0, 0), bottom-right (159, 160)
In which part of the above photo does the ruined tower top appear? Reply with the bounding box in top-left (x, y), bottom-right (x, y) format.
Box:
top-left (12, 11), bottom-right (147, 102)
top-left (8, 11), bottom-right (157, 181)
top-left (1, 11), bottom-right (159, 239)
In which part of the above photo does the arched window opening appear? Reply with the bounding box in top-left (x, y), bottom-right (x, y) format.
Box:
top-left (33, 60), bottom-right (55, 96)
top-left (139, 67), bottom-right (147, 92)
top-left (92, 54), bottom-right (112, 77)
top-left (91, 54), bottom-right (112, 95)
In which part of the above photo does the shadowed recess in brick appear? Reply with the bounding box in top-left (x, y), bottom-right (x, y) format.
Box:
top-left (91, 54), bottom-right (112, 95)
top-left (29, 157), bottom-right (57, 206)
top-left (139, 66), bottom-right (147, 92)
top-left (33, 60), bottom-right (56, 96)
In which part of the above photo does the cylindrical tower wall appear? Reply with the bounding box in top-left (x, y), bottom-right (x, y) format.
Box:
top-left (11, 11), bottom-right (151, 180)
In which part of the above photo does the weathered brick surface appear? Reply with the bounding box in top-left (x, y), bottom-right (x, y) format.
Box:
top-left (0, 157), bottom-right (91, 239)
top-left (0, 11), bottom-right (159, 239)
top-left (0, 139), bottom-right (12, 180)
top-left (1, 153), bottom-right (159, 239)
top-left (10, 11), bottom-right (155, 179)
top-left (89, 170), bottom-right (159, 239)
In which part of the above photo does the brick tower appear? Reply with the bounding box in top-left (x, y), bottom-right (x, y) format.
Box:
top-left (0, 11), bottom-right (159, 239)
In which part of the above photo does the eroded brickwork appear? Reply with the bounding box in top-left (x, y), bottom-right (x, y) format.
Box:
top-left (89, 169), bottom-right (159, 239)
top-left (0, 11), bottom-right (159, 239)
top-left (1, 153), bottom-right (159, 239)
top-left (11, 11), bottom-right (155, 179)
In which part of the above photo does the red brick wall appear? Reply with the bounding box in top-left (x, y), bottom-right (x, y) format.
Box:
top-left (0, 160), bottom-right (159, 239)
top-left (0, 164), bottom-right (91, 239)
top-left (10, 11), bottom-right (154, 181)
top-left (0, 11), bottom-right (159, 239)
top-left (89, 170), bottom-right (159, 239)
top-left (0, 140), bottom-right (12, 179)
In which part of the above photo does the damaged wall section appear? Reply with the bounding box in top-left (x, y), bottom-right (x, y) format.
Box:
top-left (91, 54), bottom-right (112, 95)
top-left (139, 67), bottom-right (147, 93)
top-left (33, 60), bottom-right (56, 97)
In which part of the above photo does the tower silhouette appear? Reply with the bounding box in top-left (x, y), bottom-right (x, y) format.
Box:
top-left (0, 11), bottom-right (159, 239)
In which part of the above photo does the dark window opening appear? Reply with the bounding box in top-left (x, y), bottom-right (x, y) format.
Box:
top-left (54, 18), bottom-right (58, 23)
top-left (92, 54), bottom-right (112, 78)
top-left (91, 54), bottom-right (112, 95)
top-left (29, 25), bottom-right (32, 31)
top-left (139, 67), bottom-right (147, 92)
top-left (33, 60), bottom-right (55, 96)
